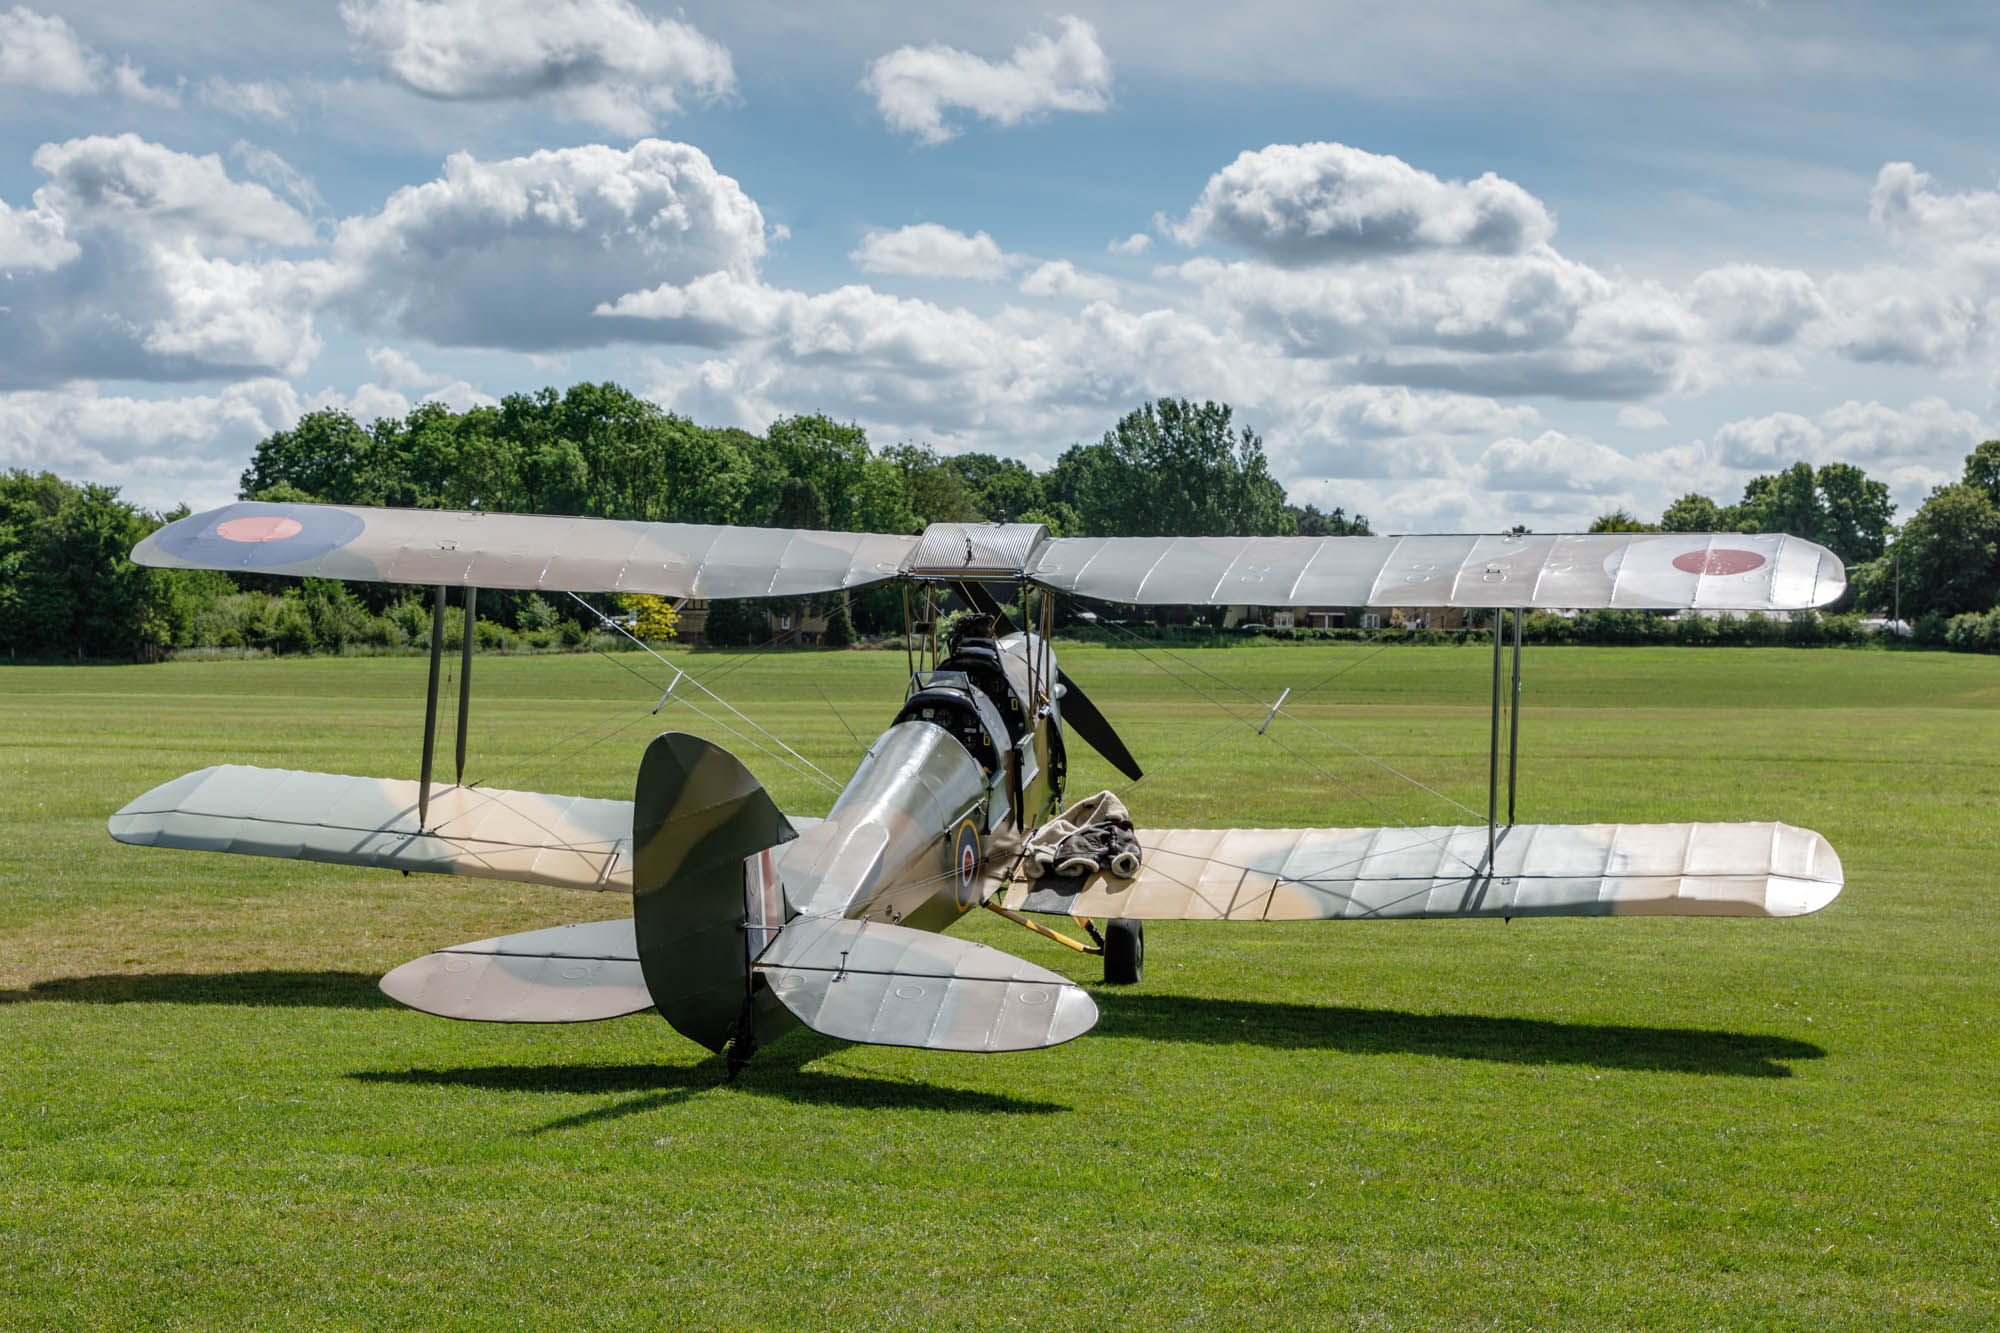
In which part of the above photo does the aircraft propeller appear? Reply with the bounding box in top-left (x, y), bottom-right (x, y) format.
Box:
top-left (953, 581), bottom-right (1143, 782)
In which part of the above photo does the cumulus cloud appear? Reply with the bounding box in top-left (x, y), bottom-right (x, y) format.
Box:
top-left (621, 272), bottom-right (1266, 447)
top-left (1712, 397), bottom-right (1992, 472)
top-left (365, 344), bottom-right (430, 390)
top-left (323, 139), bottom-right (766, 349)
top-left (32, 134), bottom-right (314, 249)
top-left (0, 136), bottom-right (319, 385)
top-left (341, 0), bottom-right (733, 135)
top-left (1018, 259), bottom-right (1118, 303)
top-left (0, 7), bottom-right (101, 94)
top-left (1480, 429), bottom-right (1642, 493)
top-left (0, 378), bottom-right (306, 506)
top-left (1808, 163), bottom-right (2000, 368)
top-left (1169, 142), bottom-right (1554, 265)
top-left (1690, 264), bottom-right (1828, 345)
top-left (1108, 232), bottom-right (1151, 256)
top-left (863, 15), bottom-right (1110, 144)
top-left (1869, 161), bottom-right (2000, 257)
top-left (0, 195), bottom-right (77, 271)
top-left (851, 223), bottom-right (1014, 280)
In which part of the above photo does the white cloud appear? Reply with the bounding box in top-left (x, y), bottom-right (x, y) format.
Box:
top-left (231, 142), bottom-right (325, 216)
top-left (1690, 263), bottom-right (1828, 345)
top-left (1480, 429), bottom-right (1642, 494)
top-left (1870, 161), bottom-right (2000, 257)
top-left (0, 7), bottom-right (101, 95)
top-left (863, 15), bottom-right (1111, 144)
top-left (323, 139), bottom-right (766, 350)
top-left (1169, 142), bottom-right (1554, 264)
top-left (365, 344), bottom-right (431, 390)
top-left (1618, 406), bottom-right (1669, 429)
top-left (1108, 232), bottom-right (1151, 256)
top-left (0, 195), bottom-right (77, 271)
top-left (198, 77), bottom-right (296, 122)
top-left (32, 134), bottom-right (314, 249)
top-left (420, 379), bottom-right (498, 412)
top-left (1702, 399), bottom-right (1991, 493)
top-left (1018, 260), bottom-right (1118, 303)
top-left (0, 136), bottom-right (319, 385)
top-left (112, 60), bottom-right (179, 107)
top-left (1711, 410), bottom-right (1820, 470)
top-left (341, 0), bottom-right (734, 135)
top-left (0, 379), bottom-right (306, 508)
top-left (851, 223), bottom-right (1014, 280)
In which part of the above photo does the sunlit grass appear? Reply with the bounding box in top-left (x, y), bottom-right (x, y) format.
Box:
top-left (3, 643), bottom-right (1996, 1329)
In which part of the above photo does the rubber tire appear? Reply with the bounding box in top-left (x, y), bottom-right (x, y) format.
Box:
top-left (1103, 918), bottom-right (1144, 985)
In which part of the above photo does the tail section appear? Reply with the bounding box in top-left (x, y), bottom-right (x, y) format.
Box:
top-left (631, 732), bottom-right (798, 1053)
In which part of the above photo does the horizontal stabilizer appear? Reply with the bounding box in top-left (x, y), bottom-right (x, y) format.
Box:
top-left (1005, 821), bottom-right (1842, 922)
top-left (379, 919), bottom-right (650, 1022)
top-left (110, 765), bottom-right (634, 891)
top-left (755, 916), bottom-right (1097, 1052)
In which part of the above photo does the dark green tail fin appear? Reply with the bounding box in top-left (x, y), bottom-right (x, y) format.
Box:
top-left (632, 733), bottom-right (796, 1053)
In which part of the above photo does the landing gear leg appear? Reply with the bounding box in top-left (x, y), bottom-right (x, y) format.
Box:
top-left (1102, 919), bottom-right (1144, 985)
top-left (723, 998), bottom-right (758, 1081)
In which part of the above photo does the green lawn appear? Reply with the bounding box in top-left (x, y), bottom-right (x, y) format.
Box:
top-left (2, 643), bottom-right (1995, 1330)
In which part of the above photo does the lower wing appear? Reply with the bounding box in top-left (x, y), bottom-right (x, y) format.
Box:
top-left (110, 765), bottom-right (636, 891)
top-left (1001, 821), bottom-right (1841, 921)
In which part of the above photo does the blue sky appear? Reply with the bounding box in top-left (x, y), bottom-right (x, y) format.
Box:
top-left (2, 1), bottom-right (1996, 530)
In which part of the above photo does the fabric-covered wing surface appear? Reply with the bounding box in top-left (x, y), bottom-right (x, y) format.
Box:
top-left (132, 501), bottom-right (919, 599)
top-left (109, 765), bottom-right (635, 891)
top-left (1027, 532), bottom-right (1846, 610)
top-left (379, 919), bottom-right (650, 1022)
top-left (1002, 822), bottom-right (1842, 921)
top-left (755, 916), bottom-right (1098, 1051)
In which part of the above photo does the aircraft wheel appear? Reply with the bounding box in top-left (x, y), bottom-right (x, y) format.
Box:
top-left (1102, 919), bottom-right (1143, 985)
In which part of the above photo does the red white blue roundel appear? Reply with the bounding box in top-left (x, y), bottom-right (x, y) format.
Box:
top-left (952, 818), bottom-right (982, 910)
top-left (155, 503), bottom-right (367, 569)
top-left (1606, 536), bottom-right (1770, 602)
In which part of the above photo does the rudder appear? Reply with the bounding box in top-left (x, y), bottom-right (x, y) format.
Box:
top-left (631, 732), bottom-right (797, 1053)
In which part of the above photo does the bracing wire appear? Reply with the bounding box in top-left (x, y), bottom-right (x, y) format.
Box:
top-left (567, 592), bottom-right (843, 794)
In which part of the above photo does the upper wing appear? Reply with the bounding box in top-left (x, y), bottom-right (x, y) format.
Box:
top-left (134, 505), bottom-right (1846, 611)
top-left (1000, 821), bottom-right (1842, 921)
top-left (1025, 532), bottom-right (1846, 611)
top-left (132, 501), bottom-right (917, 599)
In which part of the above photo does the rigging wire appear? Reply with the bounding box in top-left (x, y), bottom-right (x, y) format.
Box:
top-left (567, 592), bottom-right (843, 794)
top-left (1068, 598), bottom-right (1489, 877)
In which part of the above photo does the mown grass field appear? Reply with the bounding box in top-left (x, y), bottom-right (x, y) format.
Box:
top-left (2, 641), bottom-right (1996, 1330)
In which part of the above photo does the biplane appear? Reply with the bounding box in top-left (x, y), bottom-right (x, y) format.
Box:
top-left (111, 504), bottom-right (1847, 1072)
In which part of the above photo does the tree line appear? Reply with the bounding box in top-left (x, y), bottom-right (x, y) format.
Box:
top-left (8, 377), bottom-right (2000, 660)
top-left (4, 385), bottom-right (1343, 659)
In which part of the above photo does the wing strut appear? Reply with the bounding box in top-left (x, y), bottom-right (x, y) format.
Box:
top-left (1507, 607), bottom-right (1523, 825)
top-left (1485, 607), bottom-right (1527, 867)
top-left (418, 584), bottom-right (446, 830)
top-left (455, 586), bottom-right (475, 785)
top-left (417, 583), bottom-right (478, 830)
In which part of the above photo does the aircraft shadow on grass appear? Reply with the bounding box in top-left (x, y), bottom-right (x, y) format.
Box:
top-left (0, 969), bottom-right (393, 1008)
top-left (1090, 993), bottom-right (1824, 1079)
top-left (350, 1032), bottom-right (1069, 1130)
top-left (2, 969), bottom-right (1823, 1080)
